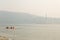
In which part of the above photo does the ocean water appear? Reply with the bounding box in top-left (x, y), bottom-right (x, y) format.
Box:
top-left (0, 24), bottom-right (60, 40)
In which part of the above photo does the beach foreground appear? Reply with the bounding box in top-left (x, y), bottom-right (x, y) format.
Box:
top-left (1, 24), bottom-right (60, 40)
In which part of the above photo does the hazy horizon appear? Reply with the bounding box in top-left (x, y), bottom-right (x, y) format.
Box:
top-left (0, 0), bottom-right (60, 18)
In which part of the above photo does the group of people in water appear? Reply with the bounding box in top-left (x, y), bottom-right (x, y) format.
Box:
top-left (6, 26), bottom-right (15, 29)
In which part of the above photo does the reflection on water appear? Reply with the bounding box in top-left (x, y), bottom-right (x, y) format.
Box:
top-left (0, 24), bottom-right (60, 40)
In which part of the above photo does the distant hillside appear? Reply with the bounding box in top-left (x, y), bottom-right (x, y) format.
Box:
top-left (0, 11), bottom-right (60, 25)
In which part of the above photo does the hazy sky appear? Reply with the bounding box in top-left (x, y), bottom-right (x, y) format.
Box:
top-left (0, 0), bottom-right (60, 18)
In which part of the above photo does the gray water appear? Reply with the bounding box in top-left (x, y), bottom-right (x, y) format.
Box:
top-left (0, 24), bottom-right (60, 40)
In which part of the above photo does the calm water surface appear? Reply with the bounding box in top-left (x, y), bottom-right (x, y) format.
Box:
top-left (0, 24), bottom-right (60, 40)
